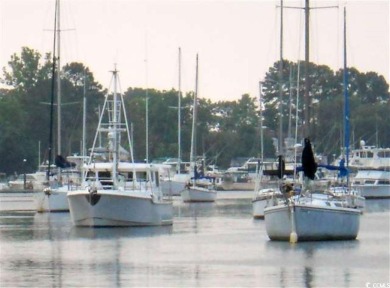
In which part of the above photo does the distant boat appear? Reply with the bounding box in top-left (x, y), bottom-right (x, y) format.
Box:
top-left (181, 54), bottom-right (216, 203)
top-left (0, 173), bottom-right (9, 191)
top-left (347, 140), bottom-right (390, 170)
top-left (35, 156), bottom-right (84, 212)
top-left (159, 158), bottom-right (190, 196)
top-left (67, 67), bottom-right (173, 227)
top-left (352, 170), bottom-right (390, 199)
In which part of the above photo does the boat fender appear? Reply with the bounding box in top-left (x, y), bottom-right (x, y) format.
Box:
top-left (86, 186), bottom-right (101, 206)
top-left (44, 187), bottom-right (52, 196)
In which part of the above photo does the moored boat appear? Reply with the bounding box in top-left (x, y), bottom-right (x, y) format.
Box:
top-left (352, 170), bottom-right (390, 199)
top-left (68, 67), bottom-right (173, 227)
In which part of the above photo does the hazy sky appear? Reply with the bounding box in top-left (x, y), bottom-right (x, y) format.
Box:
top-left (1, 0), bottom-right (389, 102)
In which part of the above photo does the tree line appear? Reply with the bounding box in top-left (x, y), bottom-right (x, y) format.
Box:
top-left (0, 47), bottom-right (389, 175)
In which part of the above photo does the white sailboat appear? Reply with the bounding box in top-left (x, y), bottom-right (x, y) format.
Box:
top-left (67, 67), bottom-right (173, 227)
top-left (264, 7), bottom-right (361, 242)
top-left (252, 3), bottom-right (286, 219)
top-left (34, 0), bottom-right (79, 212)
top-left (181, 54), bottom-right (216, 203)
top-left (160, 48), bottom-right (188, 196)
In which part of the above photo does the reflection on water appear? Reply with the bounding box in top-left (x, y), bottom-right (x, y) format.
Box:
top-left (70, 225), bottom-right (173, 239)
top-left (0, 193), bottom-right (389, 287)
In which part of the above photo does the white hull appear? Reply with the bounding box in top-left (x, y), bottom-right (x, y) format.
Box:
top-left (252, 189), bottom-right (282, 219)
top-left (181, 186), bottom-right (217, 202)
top-left (34, 186), bottom-right (70, 212)
top-left (264, 203), bottom-right (360, 241)
top-left (218, 181), bottom-right (255, 191)
top-left (352, 170), bottom-right (390, 199)
top-left (353, 185), bottom-right (390, 199)
top-left (68, 190), bottom-right (173, 227)
top-left (161, 180), bottom-right (186, 196)
top-left (252, 198), bottom-right (267, 219)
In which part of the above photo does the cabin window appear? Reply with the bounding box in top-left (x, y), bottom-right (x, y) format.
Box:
top-left (86, 171), bottom-right (95, 181)
top-left (136, 172), bottom-right (147, 182)
top-left (98, 171), bottom-right (111, 180)
top-left (378, 151), bottom-right (390, 158)
top-left (366, 152), bottom-right (374, 158)
top-left (155, 172), bottom-right (159, 186)
top-left (378, 180), bottom-right (390, 185)
top-left (364, 180), bottom-right (375, 184)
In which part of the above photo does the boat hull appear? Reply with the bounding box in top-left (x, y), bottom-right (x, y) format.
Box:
top-left (219, 181), bottom-right (255, 191)
top-left (252, 198), bottom-right (267, 219)
top-left (353, 185), bottom-right (390, 199)
top-left (264, 204), bottom-right (360, 241)
top-left (181, 187), bottom-right (217, 202)
top-left (161, 180), bottom-right (186, 196)
top-left (252, 189), bottom-right (282, 219)
top-left (34, 186), bottom-right (70, 212)
top-left (68, 190), bottom-right (173, 227)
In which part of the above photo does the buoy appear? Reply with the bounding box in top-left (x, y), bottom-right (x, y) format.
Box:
top-left (290, 231), bottom-right (298, 243)
top-left (289, 204), bottom-right (298, 244)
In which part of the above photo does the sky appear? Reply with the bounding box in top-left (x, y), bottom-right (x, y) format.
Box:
top-left (0, 0), bottom-right (389, 102)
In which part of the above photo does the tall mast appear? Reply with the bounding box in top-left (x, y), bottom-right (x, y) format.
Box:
top-left (303, 0), bottom-right (310, 138)
top-left (343, 7), bottom-right (350, 170)
top-left (47, 0), bottom-right (58, 181)
top-left (56, 0), bottom-right (62, 156)
top-left (82, 70), bottom-right (87, 158)
top-left (145, 40), bottom-right (149, 163)
top-left (190, 54), bottom-right (199, 167)
top-left (259, 82), bottom-right (264, 164)
top-left (178, 47), bottom-right (182, 170)
top-left (278, 0), bottom-right (284, 155)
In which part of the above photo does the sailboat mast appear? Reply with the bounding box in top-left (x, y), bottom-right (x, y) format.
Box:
top-left (178, 47), bottom-right (182, 171)
top-left (47, 0), bottom-right (58, 181)
top-left (303, 0), bottom-right (310, 138)
top-left (145, 46), bottom-right (149, 163)
top-left (190, 54), bottom-right (199, 166)
top-left (343, 7), bottom-right (350, 169)
top-left (82, 70), bottom-right (87, 158)
top-left (56, 0), bottom-right (62, 156)
top-left (278, 0), bottom-right (284, 156)
top-left (259, 82), bottom-right (264, 163)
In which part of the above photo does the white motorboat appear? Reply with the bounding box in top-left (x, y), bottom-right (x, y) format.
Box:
top-left (352, 170), bottom-right (390, 199)
top-left (68, 67), bottom-right (173, 227)
top-left (68, 162), bottom-right (173, 226)
top-left (348, 140), bottom-right (390, 170)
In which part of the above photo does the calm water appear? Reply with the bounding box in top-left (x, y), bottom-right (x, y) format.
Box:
top-left (0, 191), bottom-right (389, 288)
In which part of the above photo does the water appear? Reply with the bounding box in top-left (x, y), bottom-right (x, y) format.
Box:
top-left (0, 191), bottom-right (389, 287)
